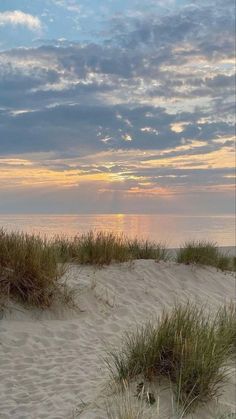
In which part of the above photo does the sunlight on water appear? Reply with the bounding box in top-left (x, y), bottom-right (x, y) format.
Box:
top-left (0, 214), bottom-right (235, 247)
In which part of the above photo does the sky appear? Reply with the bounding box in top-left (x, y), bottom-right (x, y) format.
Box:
top-left (0, 0), bottom-right (235, 214)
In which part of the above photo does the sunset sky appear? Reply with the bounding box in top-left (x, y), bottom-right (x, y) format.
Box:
top-left (0, 0), bottom-right (235, 214)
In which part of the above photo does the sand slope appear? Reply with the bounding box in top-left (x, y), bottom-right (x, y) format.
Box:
top-left (0, 260), bottom-right (235, 419)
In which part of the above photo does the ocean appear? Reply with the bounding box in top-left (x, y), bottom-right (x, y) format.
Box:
top-left (0, 213), bottom-right (235, 247)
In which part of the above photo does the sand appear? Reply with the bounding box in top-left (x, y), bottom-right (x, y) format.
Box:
top-left (0, 260), bottom-right (235, 419)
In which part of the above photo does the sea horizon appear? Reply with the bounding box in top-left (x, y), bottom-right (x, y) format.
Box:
top-left (1, 213), bottom-right (235, 248)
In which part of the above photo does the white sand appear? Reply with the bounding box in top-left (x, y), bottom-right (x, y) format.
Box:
top-left (0, 260), bottom-right (235, 419)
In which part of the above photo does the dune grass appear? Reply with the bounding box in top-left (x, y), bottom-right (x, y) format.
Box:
top-left (0, 229), bottom-right (168, 308)
top-left (106, 381), bottom-right (154, 419)
top-left (1, 230), bottom-right (233, 269)
top-left (127, 238), bottom-right (168, 262)
top-left (107, 303), bottom-right (236, 413)
top-left (53, 232), bottom-right (130, 265)
top-left (0, 230), bottom-right (234, 310)
top-left (54, 231), bottom-right (168, 265)
top-left (0, 229), bottom-right (71, 309)
top-left (177, 240), bottom-right (235, 271)
top-left (54, 236), bottom-right (235, 270)
top-left (215, 303), bottom-right (236, 355)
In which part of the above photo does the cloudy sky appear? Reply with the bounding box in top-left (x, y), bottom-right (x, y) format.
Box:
top-left (0, 0), bottom-right (235, 214)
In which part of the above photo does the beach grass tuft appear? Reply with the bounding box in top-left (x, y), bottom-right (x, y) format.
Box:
top-left (177, 240), bottom-right (235, 271)
top-left (107, 303), bottom-right (235, 413)
top-left (0, 229), bottom-right (70, 309)
top-left (127, 238), bottom-right (168, 262)
top-left (215, 302), bottom-right (236, 356)
top-left (106, 381), bottom-right (154, 419)
top-left (54, 231), bottom-right (168, 265)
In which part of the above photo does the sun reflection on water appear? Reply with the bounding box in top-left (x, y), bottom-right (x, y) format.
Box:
top-left (0, 213), bottom-right (235, 247)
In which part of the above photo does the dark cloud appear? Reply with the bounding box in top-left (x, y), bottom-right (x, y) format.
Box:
top-left (0, 104), bottom-right (175, 154)
top-left (0, 0), bottom-right (235, 215)
top-left (205, 74), bottom-right (235, 89)
top-left (2, 101), bottom-right (234, 156)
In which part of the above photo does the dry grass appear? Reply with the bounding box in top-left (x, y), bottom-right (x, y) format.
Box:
top-left (0, 229), bottom-right (167, 308)
top-left (177, 241), bottom-right (235, 271)
top-left (215, 303), bottom-right (236, 356)
top-left (0, 230), bottom-right (234, 313)
top-left (106, 382), bottom-right (154, 419)
top-left (0, 229), bottom-right (71, 309)
top-left (54, 231), bottom-right (168, 265)
top-left (107, 303), bottom-right (236, 414)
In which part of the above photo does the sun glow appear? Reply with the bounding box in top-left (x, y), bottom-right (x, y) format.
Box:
top-left (0, 136), bottom-right (234, 196)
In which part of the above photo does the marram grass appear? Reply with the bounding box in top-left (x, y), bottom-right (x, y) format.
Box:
top-left (105, 381), bottom-right (154, 419)
top-left (106, 303), bottom-right (236, 414)
top-left (177, 240), bottom-right (235, 271)
top-left (54, 231), bottom-right (169, 265)
top-left (215, 302), bottom-right (236, 355)
top-left (0, 229), bottom-right (168, 308)
top-left (0, 229), bottom-right (70, 309)
top-left (0, 230), bottom-right (235, 311)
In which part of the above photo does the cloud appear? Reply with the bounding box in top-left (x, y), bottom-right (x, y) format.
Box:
top-left (51, 0), bottom-right (81, 13)
top-left (0, 0), bottom-right (235, 214)
top-left (0, 10), bottom-right (42, 31)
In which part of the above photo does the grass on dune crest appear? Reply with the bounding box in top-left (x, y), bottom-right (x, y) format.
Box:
top-left (0, 229), bottom-right (167, 308)
top-left (177, 240), bottom-right (235, 271)
top-left (54, 231), bottom-right (169, 265)
top-left (0, 230), bottom-right (234, 310)
top-left (0, 229), bottom-right (72, 309)
top-left (107, 303), bottom-right (236, 414)
top-left (127, 238), bottom-right (168, 261)
top-left (0, 230), bottom-right (233, 269)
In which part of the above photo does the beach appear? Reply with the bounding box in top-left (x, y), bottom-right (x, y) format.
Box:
top-left (1, 0), bottom-right (235, 416)
top-left (1, 259), bottom-right (235, 419)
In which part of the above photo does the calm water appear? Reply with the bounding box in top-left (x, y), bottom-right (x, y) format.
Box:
top-left (0, 214), bottom-right (235, 247)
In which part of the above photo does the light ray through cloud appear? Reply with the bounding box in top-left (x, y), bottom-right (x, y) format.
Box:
top-left (0, 0), bottom-right (235, 214)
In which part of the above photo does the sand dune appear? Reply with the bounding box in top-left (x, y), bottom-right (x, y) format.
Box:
top-left (0, 260), bottom-right (235, 418)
